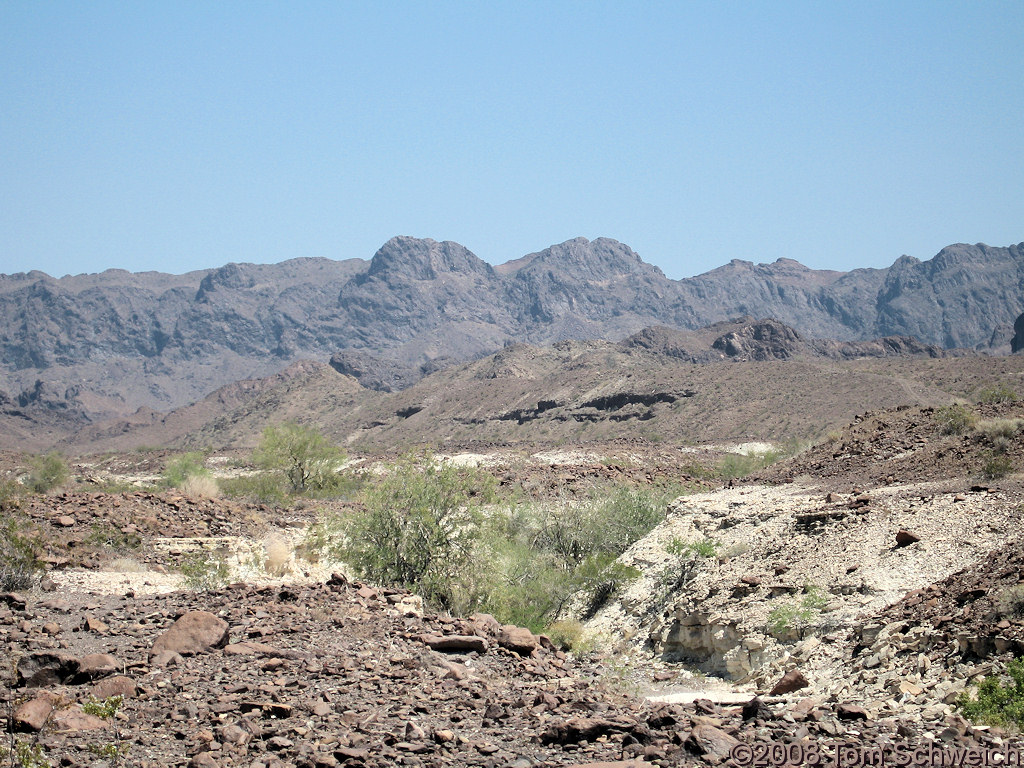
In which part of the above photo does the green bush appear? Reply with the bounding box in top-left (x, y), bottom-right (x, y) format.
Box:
top-left (253, 422), bottom-right (346, 494)
top-left (162, 451), bottom-right (210, 488)
top-left (219, 473), bottom-right (290, 504)
top-left (959, 657), bottom-right (1024, 728)
top-left (25, 451), bottom-right (68, 494)
top-left (0, 514), bottom-right (43, 591)
top-left (936, 404), bottom-right (977, 435)
top-left (667, 537), bottom-right (720, 559)
top-left (977, 383), bottom-right (1018, 404)
top-left (980, 451), bottom-right (1013, 480)
top-left (179, 550), bottom-right (232, 592)
top-left (337, 455), bottom-right (495, 608)
top-left (767, 584), bottom-right (828, 638)
top-left (997, 585), bottom-right (1024, 619)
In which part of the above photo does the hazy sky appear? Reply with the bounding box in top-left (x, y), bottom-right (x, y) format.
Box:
top-left (2, 2), bottom-right (1021, 280)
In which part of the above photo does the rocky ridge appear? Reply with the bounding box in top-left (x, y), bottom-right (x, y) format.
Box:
top-left (2, 238), bottom-right (1022, 421)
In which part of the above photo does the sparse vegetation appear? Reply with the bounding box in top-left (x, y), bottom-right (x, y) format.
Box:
top-left (976, 383), bottom-right (1018, 404)
top-left (667, 537), bottom-right (720, 559)
top-left (328, 454), bottom-right (495, 608)
top-left (544, 619), bottom-right (597, 653)
top-left (24, 452), bottom-right (68, 494)
top-left (958, 657), bottom-right (1024, 729)
top-left (162, 451), bottom-right (210, 489)
top-left (178, 549), bottom-right (232, 591)
top-left (767, 584), bottom-right (828, 638)
top-left (253, 422), bottom-right (346, 494)
top-left (179, 473), bottom-right (220, 499)
top-left (85, 522), bottom-right (142, 552)
top-left (1, 742), bottom-right (52, 768)
top-left (935, 404), bottom-right (977, 435)
top-left (979, 450), bottom-right (1013, 480)
top-left (82, 695), bottom-right (127, 767)
top-left (0, 513), bottom-right (43, 591)
top-left (996, 585), bottom-right (1024, 619)
top-left (219, 473), bottom-right (290, 504)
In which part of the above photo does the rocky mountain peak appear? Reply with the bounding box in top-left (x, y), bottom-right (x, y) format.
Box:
top-left (195, 263), bottom-right (257, 301)
top-left (520, 237), bottom-right (659, 280)
top-left (364, 236), bottom-right (494, 282)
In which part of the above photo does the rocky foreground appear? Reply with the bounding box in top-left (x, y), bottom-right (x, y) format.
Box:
top-left (4, 568), bottom-right (1024, 768)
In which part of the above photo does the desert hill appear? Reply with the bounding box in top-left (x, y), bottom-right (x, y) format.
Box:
top-left (54, 318), bottom-right (1024, 456)
top-left (2, 237), bottom-right (1022, 424)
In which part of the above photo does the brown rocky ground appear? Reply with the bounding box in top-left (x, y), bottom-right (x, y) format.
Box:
top-left (5, 571), bottom-right (1023, 768)
top-left (756, 399), bottom-right (1024, 489)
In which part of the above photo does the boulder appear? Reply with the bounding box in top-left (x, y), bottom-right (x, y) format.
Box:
top-left (768, 669), bottom-right (809, 695)
top-left (497, 624), bottom-right (540, 656)
top-left (420, 633), bottom-right (488, 653)
top-left (151, 611), bottom-right (229, 657)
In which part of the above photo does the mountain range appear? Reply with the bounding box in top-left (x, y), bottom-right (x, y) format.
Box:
top-left (2, 236), bottom-right (1022, 428)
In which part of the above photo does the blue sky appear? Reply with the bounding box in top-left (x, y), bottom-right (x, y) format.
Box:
top-left (1, 1), bottom-right (1021, 280)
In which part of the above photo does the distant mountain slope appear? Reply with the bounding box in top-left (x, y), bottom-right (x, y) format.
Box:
top-left (60, 318), bottom-right (1015, 455)
top-left (1, 237), bottom-right (1021, 416)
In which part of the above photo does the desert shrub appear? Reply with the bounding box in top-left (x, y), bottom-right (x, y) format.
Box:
top-left (716, 444), bottom-right (796, 481)
top-left (0, 514), bottom-right (43, 591)
top-left (997, 585), bottom-right (1024, 619)
top-left (219, 473), bottom-right (290, 504)
top-left (162, 451), bottom-right (212, 489)
top-left (179, 550), bottom-right (232, 591)
top-left (1, 742), bottom-right (52, 768)
top-left (253, 422), bottom-right (346, 494)
top-left (958, 657), bottom-right (1024, 728)
top-left (25, 451), bottom-right (68, 494)
top-left (667, 537), bottom-right (720, 559)
top-left (980, 451), bottom-right (1013, 480)
top-left (975, 418), bottom-right (1023, 440)
top-left (977, 383), bottom-right (1018, 404)
top-left (545, 619), bottom-right (597, 653)
top-left (336, 455), bottom-right (495, 608)
top-left (0, 476), bottom-right (24, 510)
top-left (180, 473), bottom-right (220, 499)
top-left (767, 584), bottom-right (828, 638)
top-left (936, 404), bottom-right (977, 435)
top-left (85, 522), bottom-right (142, 551)
top-left (262, 534), bottom-right (293, 576)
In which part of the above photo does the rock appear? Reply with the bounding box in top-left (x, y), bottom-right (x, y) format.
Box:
top-left (75, 653), bottom-right (119, 682)
top-left (895, 530), bottom-right (921, 547)
top-left (50, 707), bottom-right (107, 732)
top-left (497, 625), bottom-right (540, 656)
top-left (419, 633), bottom-right (488, 653)
top-left (899, 681), bottom-right (923, 697)
top-left (0, 592), bottom-right (27, 610)
top-left (768, 669), bottom-right (809, 695)
top-left (13, 693), bottom-right (59, 732)
top-left (17, 651), bottom-right (79, 687)
top-left (189, 753), bottom-right (221, 768)
top-left (84, 615), bottom-right (109, 634)
top-left (218, 724), bottom-right (251, 745)
top-left (150, 650), bottom-right (184, 668)
top-left (151, 611), bottom-right (229, 657)
top-left (685, 723), bottom-right (740, 761)
top-left (741, 697), bottom-right (774, 721)
top-left (836, 703), bottom-right (870, 721)
top-left (90, 675), bottom-right (137, 700)
top-left (540, 717), bottom-right (639, 745)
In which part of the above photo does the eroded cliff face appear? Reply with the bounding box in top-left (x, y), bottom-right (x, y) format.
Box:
top-left (1, 237), bottom-right (1020, 416)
